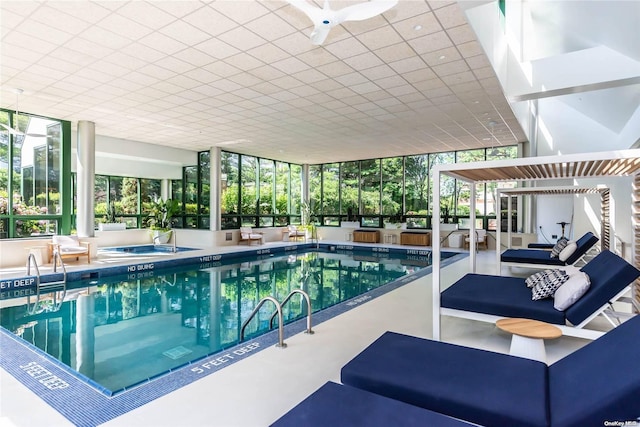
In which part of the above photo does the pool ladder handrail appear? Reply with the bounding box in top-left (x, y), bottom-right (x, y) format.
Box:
top-left (240, 296), bottom-right (287, 348)
top-left (269, 289), bottom-right (314, 335)
top-left (26, 250), bottom-right (67, 314)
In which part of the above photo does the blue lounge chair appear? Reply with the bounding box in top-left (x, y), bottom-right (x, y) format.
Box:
top-left (500, 231), bottom-right (599, 270)
top-left (270, 381), bottom-right (474, 427)
top-left (341, 314), bottom-right (640, 427)
top-left (441, 250), bottom-right (639, 339)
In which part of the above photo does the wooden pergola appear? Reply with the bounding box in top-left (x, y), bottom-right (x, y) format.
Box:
top-left (431, 149), bottom-right (640, 340)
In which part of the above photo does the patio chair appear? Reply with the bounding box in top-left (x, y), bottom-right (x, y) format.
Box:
top-left (48, 235), bottom-right (91, 264)
top-left (239, 227), bottom-right (263, 245)
top-left (464, 229), bottom-right (487, 250)
top-left (287, 225), bottom-right (306, 242)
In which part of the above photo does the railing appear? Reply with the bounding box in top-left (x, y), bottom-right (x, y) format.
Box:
top-left (27, 250), bottom-right (67, 314)
top-left (240, 296), bottom-right (287, 348)
top-left (269, 289), bottom-right (314, 335)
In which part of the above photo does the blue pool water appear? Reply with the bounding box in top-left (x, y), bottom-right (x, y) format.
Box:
top-left (0, 249), bottom-right (442, 394)
top-left (101, 244), bottom-right (197, 254)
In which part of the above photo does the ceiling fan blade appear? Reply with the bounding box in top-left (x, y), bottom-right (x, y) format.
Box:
top-left (286, 0), bottom-right (324, 23)
top-left (310, 25), bottom-right (332, 45)
top-left (336, 0), bottom-right (398, 23)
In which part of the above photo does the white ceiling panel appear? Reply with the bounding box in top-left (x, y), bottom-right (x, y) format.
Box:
top-left (0, 0), bottom-right (528, 165)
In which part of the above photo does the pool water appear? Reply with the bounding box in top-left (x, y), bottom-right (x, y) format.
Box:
top-left (101, 244), bottom-right (197, 254)
top-left (0, 250), bottom-right (431, 394)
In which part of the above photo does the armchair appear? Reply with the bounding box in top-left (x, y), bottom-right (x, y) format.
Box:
top-left (287, 225), bottom-right (306, 242)
top-left (464, 229), bottom-right (487, 250)
top-left (48, 235), bottom-right (91, 264)
top-left (239, 227), bottom-right (263, 245)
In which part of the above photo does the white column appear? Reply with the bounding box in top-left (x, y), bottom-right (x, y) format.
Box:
top-left (76, 121), bottom-right (95, 237)
top-left (470, 183), bottom-right (476, 271)
top-left (302, 164), bottom-right (310, 203)
top-left (161, 179), bottom-right (170, 200)
top-left (76, 293), bottom-right (95, 378)
top-left (210, 147), bottom-right (221, 231)
top-left (432, 168), bottom-right (441, 341)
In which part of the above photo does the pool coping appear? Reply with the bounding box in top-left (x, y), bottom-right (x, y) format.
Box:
top-left (0, 245), bottom-right (466, 427)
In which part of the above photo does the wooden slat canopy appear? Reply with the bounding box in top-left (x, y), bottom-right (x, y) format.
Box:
top-left (439, 150), bottom-right (640, 183)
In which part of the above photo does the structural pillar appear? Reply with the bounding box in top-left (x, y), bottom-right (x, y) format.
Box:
top-left (210, 147), bottom-right (221, 231)
top-left (76, 121), bottom-right (95, 237)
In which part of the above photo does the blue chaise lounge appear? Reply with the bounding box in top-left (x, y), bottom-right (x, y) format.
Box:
top-left (339, 314), bottom-right (640, 427)
top-left (501, 231), bottom-right (599, 270)
top-left (441, 250), bottom-right (639, 338)
top-left (270, 381), bottom-right (475, 427)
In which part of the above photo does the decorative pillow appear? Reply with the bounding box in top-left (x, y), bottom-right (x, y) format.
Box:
top-left (525, 269), bottom-right (556, 288)
top-left (558, 241), bottom-right (577, 262)
top-left (554, 272), bottom-right (591, 311)
top-left (532, 269), bottom-right (570, 300)
top-left (550, 237), bottom-right (568, 258)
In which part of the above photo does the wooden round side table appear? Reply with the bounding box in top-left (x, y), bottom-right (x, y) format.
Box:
top-left (496, 318), bottom-right (562, 363)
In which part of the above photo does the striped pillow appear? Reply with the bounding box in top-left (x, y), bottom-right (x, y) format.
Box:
top-left (532, 269), bottom-right (570, 300)
top-left (550, 237), bottom-right (569, 258)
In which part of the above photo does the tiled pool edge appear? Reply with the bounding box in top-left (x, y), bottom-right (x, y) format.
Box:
top-left (0, 250), bottom-right (466, 427)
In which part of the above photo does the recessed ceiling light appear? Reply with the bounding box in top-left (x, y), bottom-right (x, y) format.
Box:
top-left (482, 138), bottom-right (491, 141)
top-left (439, 55), bottom-right (446, 60)
top-left (413, 24), bottom-right (422, 31)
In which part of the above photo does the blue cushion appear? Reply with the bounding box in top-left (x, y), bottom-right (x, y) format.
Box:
top-left (528, 243), bottom-right (555, 249)
top-left (441, 273), bottom-right (566, 324)
top-left (502, 232), bottom-right (598, 266)
top-left (549, 315), bottom-right (640, 426)
top-left (270, 382), bottom-right (474, 427)
top-left (566, 250), bottom-right (640, 325)
top-left (341, 332), bottom-right (550, 427)
top-left (501, 248), bottom-right (567, 265)
top-left (565, 232), bottom-right (598, 265)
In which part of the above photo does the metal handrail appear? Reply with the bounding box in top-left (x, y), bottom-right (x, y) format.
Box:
top-left (240, 296), bottom-right (287, 348)
top-left (26, 252), bottom-right (41, 279)
top-left (269, 289), bottom-right (314, 335)
top-left (27, 251), bottom-right (67, 314)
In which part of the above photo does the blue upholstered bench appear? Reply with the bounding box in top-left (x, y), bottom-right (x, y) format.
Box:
top-left (441, 250), bottom-right (640, 334)
top-left (341, 315), bottom-right (640, 427)
top-left (270, 381), bottom-right (474, 426)
top-left (501, 231), bottom-right (598, 266)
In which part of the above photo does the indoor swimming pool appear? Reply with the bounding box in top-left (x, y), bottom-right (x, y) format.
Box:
top-left (0, 249), bottom-right (451, 395)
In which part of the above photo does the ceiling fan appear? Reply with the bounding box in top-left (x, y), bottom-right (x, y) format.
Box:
top-left (287, 0), bottom-right (399, 45)
top-left (0, 88), bottom-right (49, 138)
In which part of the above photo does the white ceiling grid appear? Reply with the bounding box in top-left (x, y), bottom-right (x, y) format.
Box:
top-left (0, 0), bottom-right (526, 164)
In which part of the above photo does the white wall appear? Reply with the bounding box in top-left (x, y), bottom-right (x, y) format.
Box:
top-left (70, 132), bottom-right (198, 179)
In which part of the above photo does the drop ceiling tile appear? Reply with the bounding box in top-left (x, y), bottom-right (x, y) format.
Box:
top-left (271, 56), bottom-right (310, 74)
top-left (152, 1), bottom-right (206, 19)
top-left (183, 68), bottom-right (221, 85)
top-left (388, 56), bottom-right (427, 74)
top-left (394, 12), bottom-right (441, 40)
top-left (388, 0), bottom-right (433, 23)
top-left (323, 37), bottom-right (369, 60)
top-left (210, 1), bottom-right (270, 25)
top-left (116, 2), bottom-right (177, 29)
top-left (374, 75), bottom-right (408, 89)
top-left (218, 26), bottom-right (267, 51)
top-left (292, 68), bottom-right (327, 85)
top-left (357, 25), bottom-right (404, 51)
top-left (465, 54), bottom-right (491, 69)
top-left (138, 31), bottom-right (187, 56)
top-left (334, 71), bottom-right (369, 87)
top-left (203, 61), bottom-right (242, 79)
top-left (387, 84), bottom-right (421, 97)
top-left (432, 59), bottom-right (470, 77)
top-left (315, 60), bottom-right (355, 78)
top-left (244, 11), bottom-right (298, 41)
top-left (3, 30), bottom-right (58, 55)
top-left (182, 5), bottom-right (239, 37)
top-left (446, 24), bottom-right (477, 45)
top-left (408, 31), bottom-right (453, 54)
top-left (343, 51), bottom-right (385, 70)
top-left (433, 3), bottom-right (467, 29)
top-left (160, 20), bottom-right (212, 47)
top-left (248, 43), bottom-right (291, 64)
top-left (373, 42), bottom-right (415, 63)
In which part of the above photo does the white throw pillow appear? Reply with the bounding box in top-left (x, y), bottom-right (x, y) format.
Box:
top-left (558, 241), bottom-right (577, 262)
top-left (554, 272), bottom-right (591, 311)
top-left (561, 265), bottom-right (581, 276)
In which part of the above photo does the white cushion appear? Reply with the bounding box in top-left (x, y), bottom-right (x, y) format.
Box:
top-left (558, 241), bottom-right (577, 262)
top-left (60, 246), bottom-right (87, 254)
top-left (53, 235), bottom-right (79, 246)
top-left (554, 272), bottom-right (591, 311)
top-left (550, 237), bottom-right (568, 258)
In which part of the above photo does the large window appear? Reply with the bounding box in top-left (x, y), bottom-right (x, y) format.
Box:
top-left (0, 109), bottom-right (69, 238)
top-left (308, 146), bottom-right (519, 230)
top-left (220, 151), bottom-right (303, 229)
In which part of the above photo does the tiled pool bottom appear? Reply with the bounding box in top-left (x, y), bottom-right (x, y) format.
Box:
top-left (0, 251), bottom-right (466, 427)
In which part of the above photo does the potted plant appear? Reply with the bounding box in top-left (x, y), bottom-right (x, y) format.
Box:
top-left (99, 201), bottom-right (126, 231)
top-left (146, 197), bottom-right (180, 244)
